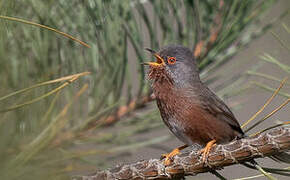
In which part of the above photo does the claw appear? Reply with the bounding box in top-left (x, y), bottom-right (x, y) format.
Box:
top-left (198, 140), bottom-right (216, 164)
top-left (161, 145), bottom-right (188, 166)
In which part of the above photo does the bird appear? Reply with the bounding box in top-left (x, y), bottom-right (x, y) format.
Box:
top-left (143, 44), bottom-right (244, 166)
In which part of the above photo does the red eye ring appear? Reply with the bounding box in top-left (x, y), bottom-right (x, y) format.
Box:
top-left (167, 56), bottom-right (176, 64)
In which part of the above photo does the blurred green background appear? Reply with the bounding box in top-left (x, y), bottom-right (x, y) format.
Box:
top-left (0, 0), bottom-right (289, 179)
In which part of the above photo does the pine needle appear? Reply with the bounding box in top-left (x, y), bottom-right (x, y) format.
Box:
top-left (0, 15), bottom-right (90, 48)
top-left (255, 164), bottom-right (278, 180)
top-left (0, 72), bottom-right (90, 102)
top-left (250, 121), bottom-right (290, 137)
top-left (0, 72), bottom-right (90, 112)
top-left (245, 98), bottom-right (290, 133)
top-left (241, 77), bottom-right (288, 129)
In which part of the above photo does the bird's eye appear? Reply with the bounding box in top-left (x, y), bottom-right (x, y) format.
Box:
top-left (167, 57), bottom-right (176, 64)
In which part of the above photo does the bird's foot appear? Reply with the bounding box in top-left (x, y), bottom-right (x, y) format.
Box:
top-left (198, 140), bottom-right (216, 165)
top-left (161, 145), bottom-right (188, 166)
top-left (161, 148), bottom-right (180, 166)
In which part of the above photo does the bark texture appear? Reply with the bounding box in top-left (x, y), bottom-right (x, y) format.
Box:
top-left (76, 127), bottom-right (290, 180)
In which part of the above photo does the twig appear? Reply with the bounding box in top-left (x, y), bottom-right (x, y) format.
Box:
top-left (75, 127), bottom-right (290, 180)
top-left (86, 94), bottom-right (155, 129)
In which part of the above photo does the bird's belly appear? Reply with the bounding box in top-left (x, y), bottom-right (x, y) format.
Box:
top-left (165, 114), bottom-right (236, 146)
top-left (164, 115), bottom-right (211, 146)
top-left (165, 116), bottom-right (201, 146)
top-left (157, 99), bottom-right (236, 146)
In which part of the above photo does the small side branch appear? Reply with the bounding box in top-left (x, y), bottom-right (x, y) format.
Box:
top-left (77, 127), bottom-right (290, 180)
top-left (86, 94), bottom-right (155, 128)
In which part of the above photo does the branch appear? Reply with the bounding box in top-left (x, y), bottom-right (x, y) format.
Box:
top-left (86, 94), bottom-right (155, 129)
top-left (76, 127), bottom-right (290, 180)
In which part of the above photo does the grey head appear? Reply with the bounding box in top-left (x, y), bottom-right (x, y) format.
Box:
top-left (144, 45), bottom-right (201, 88)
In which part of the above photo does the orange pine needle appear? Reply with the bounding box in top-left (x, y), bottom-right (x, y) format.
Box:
top-left (194, 41), bottom-right (204, 58)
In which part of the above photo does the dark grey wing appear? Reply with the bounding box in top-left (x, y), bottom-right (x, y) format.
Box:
top-left (200, 87), bottom-right (244, 137)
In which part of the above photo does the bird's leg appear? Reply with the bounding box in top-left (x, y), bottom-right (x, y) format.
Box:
top-left (161, 144), bottom-right (188, 166)
top-left (198, 139), bottom-right (216, 163)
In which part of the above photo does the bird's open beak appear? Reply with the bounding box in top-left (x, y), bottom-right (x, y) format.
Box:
top-left (142, 48), bottom-right (165, 67)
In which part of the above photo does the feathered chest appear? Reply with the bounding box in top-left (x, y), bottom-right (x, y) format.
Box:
top-left (150, 67), bottom-right (202, 122)
top-left (152, 79), bottom-right (195, 121)
top-left (152, 78), bottom-right (206, 145)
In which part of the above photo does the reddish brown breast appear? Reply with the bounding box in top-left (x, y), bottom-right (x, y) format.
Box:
top-left (153, 80), bottom-right (238, 146)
